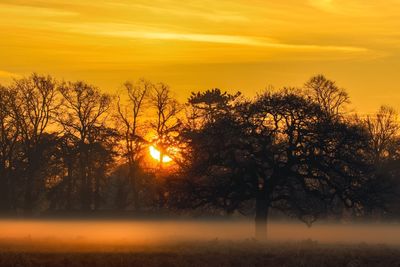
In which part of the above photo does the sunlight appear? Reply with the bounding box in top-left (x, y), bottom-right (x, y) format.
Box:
top-left (149, 145), bottom-right (172, 163)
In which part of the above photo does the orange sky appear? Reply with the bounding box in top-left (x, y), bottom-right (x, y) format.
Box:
top-left (1, 0), bottom-right (400, 114)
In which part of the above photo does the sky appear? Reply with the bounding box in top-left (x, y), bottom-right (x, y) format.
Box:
top-left (1, 0), bottom-right (400, 114)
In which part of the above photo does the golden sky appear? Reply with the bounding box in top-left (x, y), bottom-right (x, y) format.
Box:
top-left (1, 0), bottom-right (400, 114)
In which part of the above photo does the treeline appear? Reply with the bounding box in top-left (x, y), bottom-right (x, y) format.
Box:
top-left (0, 74), bottom-right (399, 223)
top-left (0, 74), bottom-right (176, 215)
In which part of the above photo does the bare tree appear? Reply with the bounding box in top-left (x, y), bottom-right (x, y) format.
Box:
top-left (9, 74), bottom-right (59, 214)
top-left (0, 86), bottom-right (19, 212)
top-left (365, 106), bottom-right (399, 163)
top-left (58, 132), bottom-right (78, 211)
top-left (305, 75), bottom-right (349, 118)
top-left (58, 81), bottom-right (113, 211)
top-left (150, 83), bottom-right (181, 208)
top-left (150, 82), bottom-right (181, 163)
top-left (116, 79), bottom-right (152, 210)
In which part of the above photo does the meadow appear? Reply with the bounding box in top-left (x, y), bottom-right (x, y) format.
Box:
top-left (0, 239), bottom-right (399, 267)
top-left (0, 220), bottom-right (399, 267)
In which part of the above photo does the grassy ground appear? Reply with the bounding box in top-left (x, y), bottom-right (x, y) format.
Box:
top-left (0, 239), bottom-right (399, 267)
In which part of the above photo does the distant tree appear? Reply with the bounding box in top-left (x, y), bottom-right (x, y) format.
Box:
top-left (149, 82), bottom-right (181, 208)
top-left (151, 83), bottom-right (181, 148)
top-left (47, 132), bottom-right (78, 211)
top-left (169, 89), bottom-right (245, 210)
top-left (305, 75), bottom-right (349, 118)
top-left (169, 87), bottom-right (388, 240)
top-left (0, 86), bottom-right (19, 212)
top-left (116, 79), bottom-right (151, 210)
top-left (188, 88), bottom-right (241, 126)
top-left (8, 74), bottom-right (59, 214)
top-left (365, 106), bottom-right (399, 163)
top-left (363, 106), bottom-right (400, 217)
top-left (58, 81), bottom-right (115, 211)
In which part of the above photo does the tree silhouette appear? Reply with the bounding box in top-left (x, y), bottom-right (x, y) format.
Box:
top-left (0, 73), bottom-right (397, 227)
top-left (0, 86), bottom-right (19, 212)
top-left (58, 81), bottom-right (115, 211)
top-left (116, 79), bottom-right (151, 211)
top-left (305, 74), bottom-right (349, 118)
top-left (8, 74), bottom-right (59, 215)
top-left (365, 106), bottom-right (399, 163)
top-left (363, 106), bottom-right (400, 218)
top-left (169, 88), bottom-right (393, 239)
top-left (149, 82), bottom-right (182, 209)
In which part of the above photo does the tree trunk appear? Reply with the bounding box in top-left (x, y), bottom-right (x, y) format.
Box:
top-left (94, 174), bottom-right (100, 211)
top-left (157, 152), bottom-right (164, 210)
top-left (0, 168), bottom-right (10, 212)
top-left (80, 156), bottom-right (90, 211)
top-left (80, 144), bottom-right (92, 211)
top-left (24, 172), bottom-right (34, 216)
top-left (130, 164), bottom-right (140, 211)
top-left (255, 188), bottom-right (269, 241)
top-left (24, 151), bottom-right (37, 216)
top-left (66, 161), bottom-right (73, 211)
top-left (94, 166), bottom-right (103, 211)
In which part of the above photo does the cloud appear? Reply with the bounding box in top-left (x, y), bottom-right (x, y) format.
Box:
top-left (307, 0), bottom-right (400, 17)
top-left (66, 23), bottom-right (368, 53)
top-left (105, 1), bottom-right (249, 22)
top-left (0, 3), bottom-right (78, 17)
top-left (101, 30), bottom-right (270, 46)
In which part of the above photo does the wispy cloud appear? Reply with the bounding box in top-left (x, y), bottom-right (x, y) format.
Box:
top-left (0, 0), bottom-right (379, 54)
top-left (0, 3), bottom-right (78, 17)
top-left (307, 0), bottom-right (400, 17)
top-left (67, 23), bottom-right (368, 53)
top-left (104, 1), bottom-right (249, 22)
top-left (101, 30), bottom-right (269, 46)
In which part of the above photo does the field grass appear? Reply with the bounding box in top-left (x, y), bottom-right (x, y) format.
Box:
top-left (0, 220), bottom-right (399, 266)
top-left (0, 239), bottom-right (399, 267)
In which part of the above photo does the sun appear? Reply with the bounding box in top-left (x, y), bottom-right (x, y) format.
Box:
top-left (149, 145), bottom-right (173, 163)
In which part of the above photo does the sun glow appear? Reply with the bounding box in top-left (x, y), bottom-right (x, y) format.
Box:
top-left (149, 145), bottom-right (172, 163)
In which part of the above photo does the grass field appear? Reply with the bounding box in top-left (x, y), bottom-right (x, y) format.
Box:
top-left (0, 239), bottom-right (399, 267)
top-left (0, 220), bottom-right (399, 266)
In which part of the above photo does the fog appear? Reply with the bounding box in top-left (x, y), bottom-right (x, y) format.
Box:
top-left (0, 219), bottom-right (399, 250)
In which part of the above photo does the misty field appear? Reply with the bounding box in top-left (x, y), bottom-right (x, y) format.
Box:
top-left (0, 240), bottom-right (399, 267)
top-left (0, 220), bottom-right (399, 267)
